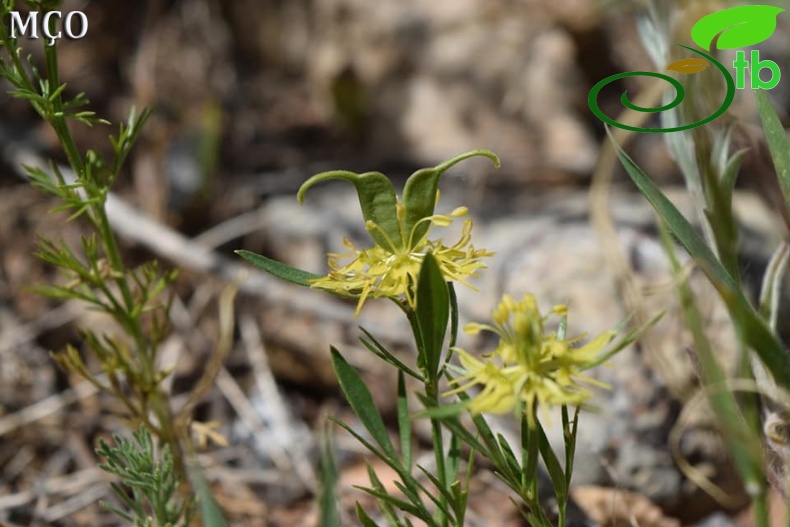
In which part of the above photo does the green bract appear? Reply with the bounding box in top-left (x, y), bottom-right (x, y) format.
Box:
top-left (296, 149), bottom-right (500, 251)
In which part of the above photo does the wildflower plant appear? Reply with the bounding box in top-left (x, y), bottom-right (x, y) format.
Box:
top-left (0, 1), bottom-right (226, 524)
top-left (96, 426), bottom-right (196, 527)
top-left (447, 294), bottom-right (616, 426)
top-left (239, 151), bottom-right (647, 525)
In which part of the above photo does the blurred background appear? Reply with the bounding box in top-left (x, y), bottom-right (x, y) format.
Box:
top-left (1, 0), bottom-right (790, 525)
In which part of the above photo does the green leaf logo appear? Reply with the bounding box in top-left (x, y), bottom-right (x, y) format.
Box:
top-left (691, 5), bottom-right (784, 51)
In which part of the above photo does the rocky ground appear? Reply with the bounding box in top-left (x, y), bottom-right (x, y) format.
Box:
top-left (1, 1), bottom-right (789, 525)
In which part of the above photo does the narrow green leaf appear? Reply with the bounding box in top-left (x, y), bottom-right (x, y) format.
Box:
top-left (99, 500), bottom-right (136, 523)
top-left (416, 466), bottom-right (458, 518)
top-left (522, 416), bottom-right (539, 494)
top-left (424, 386), bottom-right (504, 470)
top-left (537, 424), bottom-right (567, 502)
top-left (719, 148), bottom-right (747, 206)
top-left (416, 408), bottom-right (488, 457)
top-left (297, 170), bottom-right (402, 250)
top-left (456, 446), bottom-right (476, 525)
top-left (755, 89), bottom-right (790, 220)
top-left (759, 244), bottom-right (790, 331)
top-left (235, 250), bottom-right (322, 287)
top-left (612, 136), bottom-right (790, 387)
top-left (390, 478), bottom-right (450, 523)
top-left (401, 149), bottom-right (499, 243)
top-left (446, 433), bottom-right (462, 486)
top-left (331, 347), bottom-right (398, 460)
top-left (319, 426), bottom-right (341, 527)
top-left (415, 253), bottom-right (449, 380)
top-left (360, 327), bottom-right (424, 381)
top-left (613, 141), bottom-right (736, 292)
top-left (496, 433), bottom-right (522, 477)
top-left (562, 405), bottom-right (581, 490)
top-left (356, 486), bottom-right (433, 523)
top-left (336, 419), bottom-right (442, 519)
top-left (356, 503), bottom-right (382, 527)
top-left (586, 312), bottom-right (664, 369)
top-left (391, 479), bottom-right (428, 514)
top-left (448, 283), bottom-right (460, 350)
top-left (189, 460), bottom-right (228, 527)
top-left (660, 224), bottom-right (765, 493)
top-left (333, 415), bottom-right (439, 514)
top-left (331, 418), bottom-right (390, 466)
top-left (397, 371), bottom-right (413, 472)
top-left (415, 402), bottom-right (467, 419)
top-left (366, 464), bottom-right (406, 526)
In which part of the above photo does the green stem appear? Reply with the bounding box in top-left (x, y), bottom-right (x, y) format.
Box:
top-left (426, 382), bottom-right (448, 527)
top-left (42, 21), bottom-right (85, 180)
top-left (40, 23), bottom-right (153, 388)
top-left (405, 307), bottom-right (450, 525)
top-left (35, 14), bottom-right (182, 479)
top-left (753, 490), bottom-right (769, 527)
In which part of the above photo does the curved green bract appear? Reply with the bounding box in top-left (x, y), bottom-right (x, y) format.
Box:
top-left (402, 149), bottom-right (500, 245)
top-left (297, 150), bottom-right (500, 251)
top-left (297, 170), bottom-right (403, 250)
top-left (588, 45), bottom-right (735, 133)
top-left (691, 5), bottom-right (783, 51)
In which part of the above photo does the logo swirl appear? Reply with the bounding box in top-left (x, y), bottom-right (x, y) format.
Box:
top-left (588, 45), bottom-right (736, 133)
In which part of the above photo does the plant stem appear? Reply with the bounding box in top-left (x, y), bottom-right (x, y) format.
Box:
top-left (753, 490), bottom-right (769, 527)
top-left (405, 306), bottom-right (450, 526)
top-left (35, 13), bottom-right (187, 482)
top-left (426, 382), bottom-right (449, 527)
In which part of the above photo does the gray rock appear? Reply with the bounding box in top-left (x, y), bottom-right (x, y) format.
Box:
top-left (307, 0), bottom-right (598, 179)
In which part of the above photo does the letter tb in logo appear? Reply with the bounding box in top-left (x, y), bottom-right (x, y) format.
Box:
top-left (733, 50), bottom-right (781, 90)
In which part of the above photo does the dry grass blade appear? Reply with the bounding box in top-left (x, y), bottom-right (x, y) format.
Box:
top-left (0, 380), bottom-right (99, 437)
top-left (589, 77), bottom-right (689, 397)
top-left (239, 313), bottom-right (316, 488)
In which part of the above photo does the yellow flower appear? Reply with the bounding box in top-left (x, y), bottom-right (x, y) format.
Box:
top-left (295, 150), bottom-right (499, 316)
top-left (447, 294), bottom-right (616, 426)
top-left (444, 348), bottom-right (518, 414)
top-left (310, 206), bottom-right (492, 316)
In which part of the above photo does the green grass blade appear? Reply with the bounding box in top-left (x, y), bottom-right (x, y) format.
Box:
top-left (189, 460), bottom-right (228, 527)
top-left (612, 136), bottom-right (790, 387)
top-left (759, 244), bottom-right (790, 330)
top-left (755, 89), bottom-right (790, 219)
top-left (612, 139), bottom-right (736, 292)
top-left (659, 223), bottom-right (765, 494)
top-left (319, 425), bottom-right (341, 527)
